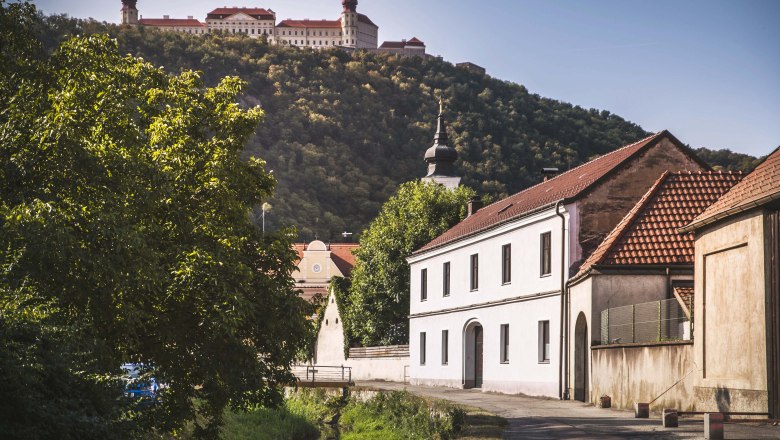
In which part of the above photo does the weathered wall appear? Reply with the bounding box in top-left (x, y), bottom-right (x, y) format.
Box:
top-left (577, 139), bottom-right (706, 266)
top-left (591, 341), bottom-right (695, 412)
top-left (693, 210), bottom-right (768, 413)
top-left (347, 356), bottom-right (409, 382)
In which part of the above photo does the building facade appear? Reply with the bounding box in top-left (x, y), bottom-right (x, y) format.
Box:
top-left (408, 131), bottom-right (708, 397)
top-left (567, 170), bottom-right (741, 406)
top-left (122, 1), bottom-right (380, 50)
top-left (682, 146), bottom-right (780, 417)
top-left (378, 37), bottom-right (426, 57)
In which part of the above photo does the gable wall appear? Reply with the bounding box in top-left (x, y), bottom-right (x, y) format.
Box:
top-left (575, 139), bottom-right (706, 272)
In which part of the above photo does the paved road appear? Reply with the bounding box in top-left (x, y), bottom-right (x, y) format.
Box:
top-left (357, 381), bottom-right (780, 439)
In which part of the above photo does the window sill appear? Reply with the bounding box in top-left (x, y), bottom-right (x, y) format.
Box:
top-left (421, 299), bottom-right (427, 302)
top-left (470, 289), bottom-right (479, 292)
top-left (442, 363), bottom-right (448, 366)
top-left (500, 361), bottom-right (509, 365)
top-left (540, 273), bottom-right (552, 278)
top-left (502, 282), bottom-right (511, 286)
top-left (443, 294), bottom-right (450, 298)
top-left (539, 360), bottom-right (550, 364)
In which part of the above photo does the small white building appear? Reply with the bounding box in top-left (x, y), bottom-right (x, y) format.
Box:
top-left (408, 131), bottom-right (708, 397)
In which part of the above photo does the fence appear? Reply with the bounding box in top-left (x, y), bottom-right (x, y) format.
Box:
top-left (600, 298), bottom-right (691, 345)
top-left (348, 345), bottom-right (409, 358)
top-left (292, 365), bottom-right (353, 384)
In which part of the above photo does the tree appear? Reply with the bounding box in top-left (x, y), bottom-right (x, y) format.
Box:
top-left (0, 2), bottom-right (310, 438)
top-left (345, 181), bottom-right (475, 346)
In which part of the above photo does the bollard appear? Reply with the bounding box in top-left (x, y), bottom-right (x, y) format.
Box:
top-left (704, 413), bottom-right (724, 439)
top-left (634, 402), bottom-right (649, 418)
top-left (662, 408), bottom-right (678, 428)
top-left (600, 395), bottom-right (611, 408)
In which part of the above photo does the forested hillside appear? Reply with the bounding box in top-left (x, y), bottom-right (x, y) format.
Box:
top-left (40, 17), bottom-right (758, 240)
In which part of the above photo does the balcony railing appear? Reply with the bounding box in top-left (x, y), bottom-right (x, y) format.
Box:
top-left (600, 298), bottom-right (691, 345)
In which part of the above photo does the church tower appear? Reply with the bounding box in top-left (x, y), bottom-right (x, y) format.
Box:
top-left (422, 102), bottom-right (461, 189)
top-left (121, 0), bottom-right (138, 25)
top-left (341, 0), bottom-right (358, 47)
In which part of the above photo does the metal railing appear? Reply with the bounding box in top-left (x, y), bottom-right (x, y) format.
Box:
top-left (292, 365), bottom-right (353, 384)
top-left (601, 298), bottom-right (691, 345)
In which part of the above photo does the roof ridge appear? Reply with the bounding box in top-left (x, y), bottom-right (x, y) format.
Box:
top-left (476, 131), bottom-right (664, 213)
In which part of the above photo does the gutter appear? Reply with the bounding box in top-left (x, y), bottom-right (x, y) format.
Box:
top-left (680, 191), bottom-right (780, 233)
top-left (555, 200), bottom-right (568, 400)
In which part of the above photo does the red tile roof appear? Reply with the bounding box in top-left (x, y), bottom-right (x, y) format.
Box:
top-left (206, 7), bottom-right (275, 20)
top-left (405, 37), bottom-right (425, 47)
top-left (572, 171), bottom-right (743, 280)
top-left (278, 19), bottom-right (342, 29)
top-left (683, 146), bottom-right (780, 231)
top-left (297, 285), bottom-right (328, 303)
top-left (138, 18), bottom-right (205, 27)
top-left (293, 243), bottom-right (359, 277)
top-left (416, 131), bottom-right (706, 254)
top-left (380, 37), bottom-right (425, 49)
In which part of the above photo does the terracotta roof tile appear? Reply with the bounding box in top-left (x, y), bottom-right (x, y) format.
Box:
top-left (293, 243), bottom-right (359, 277)
top-left (416, 131), bottom-right (704, 254)
top-left (683, 146), bottom-right (780, 231)
top-left (139, 18), bottom-right (205, 27)
top-left (206, 7), bottom-right (275, 20)
top-left (574, 171), bottom-right (743, 278)
top-left (277, 19), bottom-right (342, 28)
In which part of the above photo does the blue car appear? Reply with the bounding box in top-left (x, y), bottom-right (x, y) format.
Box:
top-left (122, 363), bottom-right (160, 400)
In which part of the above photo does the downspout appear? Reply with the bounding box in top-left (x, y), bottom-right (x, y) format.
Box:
top-left (556, 200), bottom-right (567, 400)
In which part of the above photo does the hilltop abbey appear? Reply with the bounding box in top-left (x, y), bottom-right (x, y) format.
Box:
top-left (120, 0), bottom-right (427, 56)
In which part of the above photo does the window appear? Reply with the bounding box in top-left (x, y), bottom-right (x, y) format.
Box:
top-left (420, 332), bottom-right (426, 365)
top-left (500, 324), bottom-right (509, 363)
top-left (470, 254), bottom-right (479, 291)
top-left (538, 321), bottom-right (550, 363)
top-left (420, 268), bottom-right (428, 301)
top-left (442, 262), bottom-right (451, 297)
top-left (441, 330), bottom-right (449, 365)
top-left (502, 244), bottom-right (511, 284)
top-left (540, 232), bottom-right (552, 276)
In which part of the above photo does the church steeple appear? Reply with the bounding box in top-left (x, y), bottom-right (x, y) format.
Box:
top-left (121, 0), bottom-right (139, 25)
top-left (422, 101), bottom-right (461, 189)
top-left (342, 0), bottom-right (358, 12)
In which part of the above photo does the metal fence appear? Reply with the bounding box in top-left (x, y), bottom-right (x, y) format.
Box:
top-left (600, 298), bottom-right (691, 345)
top-left (292, 365), bottom-right (353, 384)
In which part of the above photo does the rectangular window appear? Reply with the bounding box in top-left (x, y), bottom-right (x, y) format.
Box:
top-left (540, 232), bottom-right (552, 276)
top-left (441, 330), bottom-right (449, 365)
top-left (502, 244), bottom-right (511, 284)
top-left (500, 324), bottom-right (509, 363)
top-left (538, 320), bottom-right (550, 363)
top-left (470, 254), bottom-right (479, 291)
top-left (443, 262), bottom-right (451, 297)
top-left (420, 268), bottom-right (428, 301)
top-left (420, 332), bottom-right (426, 365)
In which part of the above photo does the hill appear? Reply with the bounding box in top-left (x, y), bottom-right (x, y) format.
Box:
top-left (39, 17), bottom-right (758, 240)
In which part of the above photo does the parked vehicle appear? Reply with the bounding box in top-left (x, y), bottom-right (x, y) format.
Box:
top-left (121, 363), bottom-right (160, 401)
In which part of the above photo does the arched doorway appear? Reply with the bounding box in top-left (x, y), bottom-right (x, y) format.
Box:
top-left (574, 312), bottom-right (589, 402)
top-left (463, 320), bottom-right (483, 389)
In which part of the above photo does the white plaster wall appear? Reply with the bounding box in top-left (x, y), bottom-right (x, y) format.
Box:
top-left (409, 208), bottom-right (569, 315)
top-left (409, 295), bottom-right (561, 397)
top-left (348, 357), bottom-right (409, 382)
top-left (315, 290), bottom-right (347, 365)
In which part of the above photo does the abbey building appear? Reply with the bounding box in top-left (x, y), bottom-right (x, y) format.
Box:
top-left (119, 0), bottom-right (420, 53)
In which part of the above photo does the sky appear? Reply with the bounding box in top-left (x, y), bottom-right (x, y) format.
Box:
top-left (32, 0), bottom-right (780, 157)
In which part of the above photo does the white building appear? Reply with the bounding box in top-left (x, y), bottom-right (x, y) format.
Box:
top-left (408, 131), bottom-right (709, 397)
top-left (205, 7), bottom-right (276, 38)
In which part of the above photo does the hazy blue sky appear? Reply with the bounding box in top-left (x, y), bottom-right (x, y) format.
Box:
top-left (33, 0), bottom-right (780, 157)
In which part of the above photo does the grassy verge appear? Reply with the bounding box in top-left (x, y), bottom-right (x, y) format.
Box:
top-left (210, 387), bottom-right (507, 439)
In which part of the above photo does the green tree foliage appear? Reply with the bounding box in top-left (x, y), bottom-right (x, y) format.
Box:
top-left (0, 3), bottom-right (310, 438)
top-left (344, 181), bottom-right (475, 346)
top-left (35, 18), bottom-right (658, 242)
top-left (694, 147), bottom-right (762, 172)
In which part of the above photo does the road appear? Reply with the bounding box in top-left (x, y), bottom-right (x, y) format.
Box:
top-left (357, 381), bottom-right (780, 439)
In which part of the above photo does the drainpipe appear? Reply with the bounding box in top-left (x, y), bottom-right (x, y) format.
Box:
top-left (555, 200), bottom-right (567, 400)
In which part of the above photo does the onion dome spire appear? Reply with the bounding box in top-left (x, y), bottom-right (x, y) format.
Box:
top-left (424, 100), bottom-right (458, 178)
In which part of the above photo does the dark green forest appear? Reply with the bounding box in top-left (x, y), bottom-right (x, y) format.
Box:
top-left (40, 16), bottom-right (759, 241)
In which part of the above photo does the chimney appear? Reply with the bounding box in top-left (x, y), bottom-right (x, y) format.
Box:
top-left (187, 15), bottom-right (193, 19)
top-left (467, 196), bottom-right (483, 217)
top-left (163, 15), bottom-right (170, 19)
top-left (541, 167), bottom-right (560, 182)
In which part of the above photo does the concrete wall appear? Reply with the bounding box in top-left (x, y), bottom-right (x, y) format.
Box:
top-left (591, 341), bottom-right (696, 412)
top-left (348, 356), bottom-right (408, 382)
top-left (693, 210), bottom-right (768, 413)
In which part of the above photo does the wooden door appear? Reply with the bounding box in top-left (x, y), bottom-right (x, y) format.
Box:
top-left (474, 325), bottom-right (483, 388)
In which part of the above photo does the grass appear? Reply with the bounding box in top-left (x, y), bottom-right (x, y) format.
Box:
top-left (455, 405), bottom-right (508, 439)
top-left (219, 405), bottom-right (319, 440)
